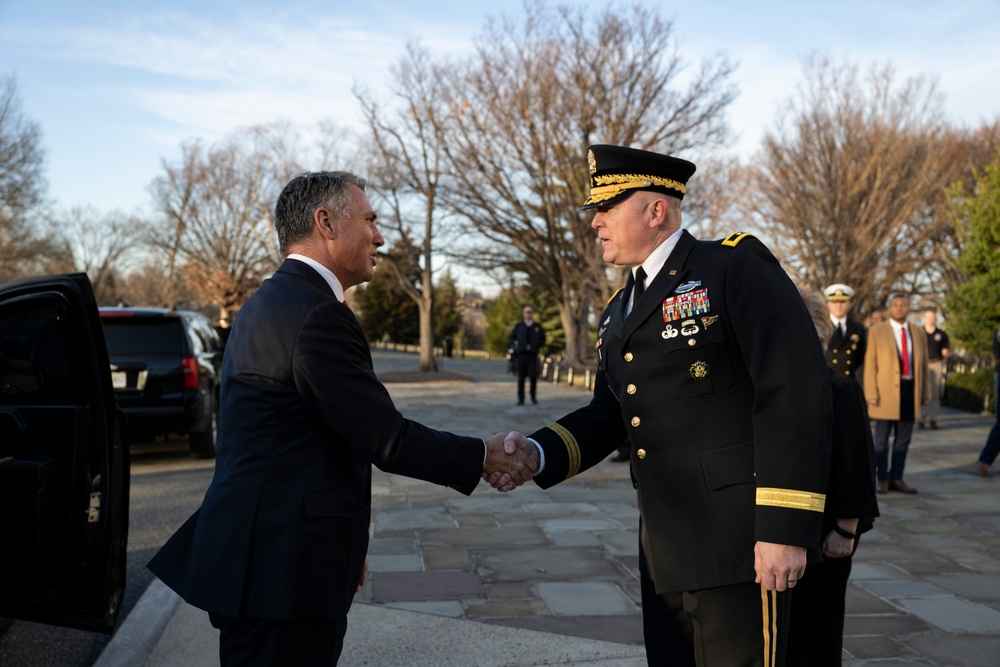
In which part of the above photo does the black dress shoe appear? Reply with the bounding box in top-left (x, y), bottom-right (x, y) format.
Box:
top-left (531, 397), bottom-right (537, 404)
top-left (516, 400), bottom-right (524, 405)
top-left (889, 479), bottom-right (918, 494)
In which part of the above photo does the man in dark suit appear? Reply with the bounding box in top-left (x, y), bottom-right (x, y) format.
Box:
top-left (508, 305), bottom-right (546, 404)
top-left (824, 283), bottom-right (866, 380)
top-left (148, 172), bottom-right (535, 666)
top-left (498, 146), bottom-right (831, 666)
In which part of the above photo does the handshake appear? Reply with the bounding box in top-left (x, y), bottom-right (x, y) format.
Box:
top-left (482, 431), bottom-right (537, 492)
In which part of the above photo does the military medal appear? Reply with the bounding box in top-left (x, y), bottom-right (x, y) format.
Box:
top-left (663, 288), bottom-right (710, 322)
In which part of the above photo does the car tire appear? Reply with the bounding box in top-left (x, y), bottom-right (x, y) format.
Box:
top-left (189, 394), bottom-right (218, 459)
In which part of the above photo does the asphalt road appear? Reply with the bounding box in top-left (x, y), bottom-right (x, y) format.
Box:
top-left (0, 437), bottom-right (214, 667)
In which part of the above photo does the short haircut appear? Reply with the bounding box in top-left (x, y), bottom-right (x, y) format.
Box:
top-left (274, 171), bottom-right (367, 253)
top-left (799, 288), bottom-right (834, 347)
top-left (887, 293), bottom-right (909, 307)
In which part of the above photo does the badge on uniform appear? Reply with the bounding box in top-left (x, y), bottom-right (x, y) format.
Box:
top-left (673, 280), bottom-right (702, 294)
top-left (690, 361), bottom-right (710, 380)
top-left (663, 288), bottom-right (710, 322)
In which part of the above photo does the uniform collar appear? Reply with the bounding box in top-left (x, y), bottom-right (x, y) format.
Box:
top-left (634, 227), bottom-right (683, 284)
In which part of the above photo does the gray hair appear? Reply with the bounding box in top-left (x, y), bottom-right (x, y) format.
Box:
top-left (274, 171), bottom-right (367, 253)
top-left (799, 287), bottom-right (834, 347)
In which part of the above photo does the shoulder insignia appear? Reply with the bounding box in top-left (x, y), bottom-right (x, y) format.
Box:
top-left (722, 231), bottom-right (757, 247)
top-left (607, 287), bottom-right (624, 305)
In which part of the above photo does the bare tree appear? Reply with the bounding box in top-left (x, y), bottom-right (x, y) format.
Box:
top-left (357, 42), bottom-right (459, 372)
top-left (147, 124), bottom-right (298, 316)
top-left (750, 57), bottom-right (974, 316)
top-left (0, 74), bottom-right (56, 281)
top-left (56, 206), bottom-right (148, 304)
top-left (437, 2), bottom-right (736, 366)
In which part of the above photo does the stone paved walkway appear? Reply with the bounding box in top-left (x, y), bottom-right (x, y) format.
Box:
top-left (360, 350), bottom-right (1000, 666)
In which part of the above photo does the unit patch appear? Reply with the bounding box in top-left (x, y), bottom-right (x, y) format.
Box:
top-left (663, 288), bottom-right (710, 322)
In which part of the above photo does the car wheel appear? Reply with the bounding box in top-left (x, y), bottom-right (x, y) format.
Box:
top-left (189, 394), bottom-right (218, 459)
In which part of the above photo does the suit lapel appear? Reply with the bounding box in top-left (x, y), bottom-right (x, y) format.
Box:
top-left (622, 230), bottom-right (698, 342)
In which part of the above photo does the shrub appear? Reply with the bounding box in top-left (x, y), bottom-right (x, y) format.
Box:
top-left (943, 368), bottom-right (995, 414)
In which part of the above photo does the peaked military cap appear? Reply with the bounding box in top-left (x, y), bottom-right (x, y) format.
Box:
top-left (581, 144), bottom-right (697, 210)
top-left (824, 284), bottom-right (855, 302)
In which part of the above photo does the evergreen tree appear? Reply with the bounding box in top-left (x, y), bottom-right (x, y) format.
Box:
top-left (433, 269), bottom-right (463, 341)
top-left (355, 268), bottom-right (419, 344)
top-left (485, 286), bottom-right (565, 358)
top-left (945, 151), bottom-right (1000, 354)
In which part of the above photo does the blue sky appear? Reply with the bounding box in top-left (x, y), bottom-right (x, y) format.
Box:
top-left (2, 0), bottom-right (998, 218)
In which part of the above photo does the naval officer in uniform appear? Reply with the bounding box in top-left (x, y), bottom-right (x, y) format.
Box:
top-left (824, 283), bottom-right (866, 380)
top-left (499, 145), bottom-right (832, 666)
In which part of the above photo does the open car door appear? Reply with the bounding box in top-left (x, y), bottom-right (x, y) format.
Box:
top-left (0, 273), bottom-right (129, 633)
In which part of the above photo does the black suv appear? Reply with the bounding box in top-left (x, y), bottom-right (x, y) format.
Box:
top-left (99, 307), bottom-right (223, 458)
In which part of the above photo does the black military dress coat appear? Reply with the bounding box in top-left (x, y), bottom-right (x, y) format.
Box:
top-left (530, 230), bottom-right (832, 593)
top-left (148, 260), bottom-right (484, 621)
top-left (826, 318), bottom-right (866, 379)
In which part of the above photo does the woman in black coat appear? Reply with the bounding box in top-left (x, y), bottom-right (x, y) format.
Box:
top-left (788, 289), bottom-right (880, 665)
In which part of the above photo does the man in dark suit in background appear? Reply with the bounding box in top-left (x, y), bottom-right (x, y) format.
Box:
top-left (148, 172), bottom-right (535, 666)
top-left (499, 145), bottom-right (831, 666)
top-left (824, 283), bottom-right (866, 380)
top-left (508, 305), bottom-right (546, 404)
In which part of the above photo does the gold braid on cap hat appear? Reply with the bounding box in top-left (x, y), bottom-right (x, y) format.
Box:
top-left (587, 173), bottom-right (687, 204)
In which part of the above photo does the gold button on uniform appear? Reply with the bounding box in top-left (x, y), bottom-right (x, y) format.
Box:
top-left (637, 448), bottom-right (646, 459)
top-left (624, 352), bottom-right (634, 362)
top-left (687, 339), bottom-right (696, 346)
top-left (631, 416), bottom-right (641, 427)
top-left (627, 384), bottom-right (637, 395)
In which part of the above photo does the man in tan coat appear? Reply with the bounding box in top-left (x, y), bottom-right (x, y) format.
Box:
top-left (863, 294), bottom-right (931, 494)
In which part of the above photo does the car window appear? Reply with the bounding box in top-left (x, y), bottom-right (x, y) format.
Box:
top-left (190, 316), bottom-right (221, 353)
top-left (102, 318), bottom-right (185, 355)
top-left (184, 316), bottom-right (206, 355)
top-left (0, 300), bottom-right (75, 405)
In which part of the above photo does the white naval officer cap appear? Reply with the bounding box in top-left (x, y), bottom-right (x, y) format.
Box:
top-left (823, 284), bottom-right (854, 302)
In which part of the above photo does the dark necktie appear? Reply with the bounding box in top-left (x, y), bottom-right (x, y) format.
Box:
top-left (838, 322), bottom-right (845, 338)
top-left (633, 267), bottom-right (647, 305)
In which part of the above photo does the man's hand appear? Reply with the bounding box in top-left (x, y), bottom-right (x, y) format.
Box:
top-left (482, 432), bottom-right (539, 492)
top-left (754, 541), bottom-right (806, 592)
top-left (356, 560), bottom-right (368, 592)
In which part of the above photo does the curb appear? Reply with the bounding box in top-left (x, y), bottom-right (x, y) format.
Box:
top-left (94, 579), bottom-right (180, 667)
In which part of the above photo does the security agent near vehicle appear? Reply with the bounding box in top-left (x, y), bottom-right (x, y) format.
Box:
top-left (99, 306), bottom-right (223, 458)
top-left (0, 273), bottom-right (129, 635)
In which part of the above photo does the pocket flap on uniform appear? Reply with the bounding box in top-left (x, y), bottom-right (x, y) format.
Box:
top-left (700, 440), bottom-right (754, 490)
top-left (303, 492), bottom-right (364, 519)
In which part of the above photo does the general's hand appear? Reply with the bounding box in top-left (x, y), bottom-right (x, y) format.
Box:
top-left (754, 541), bottom-right (806, 592)
top-left (482, 432), bottom-right (539, 492)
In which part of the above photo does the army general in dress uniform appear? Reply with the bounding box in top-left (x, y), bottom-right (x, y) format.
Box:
top-left (505, 145), bottom-right (832, 667)
top-left (824, 283), bottom-right (866, 380)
